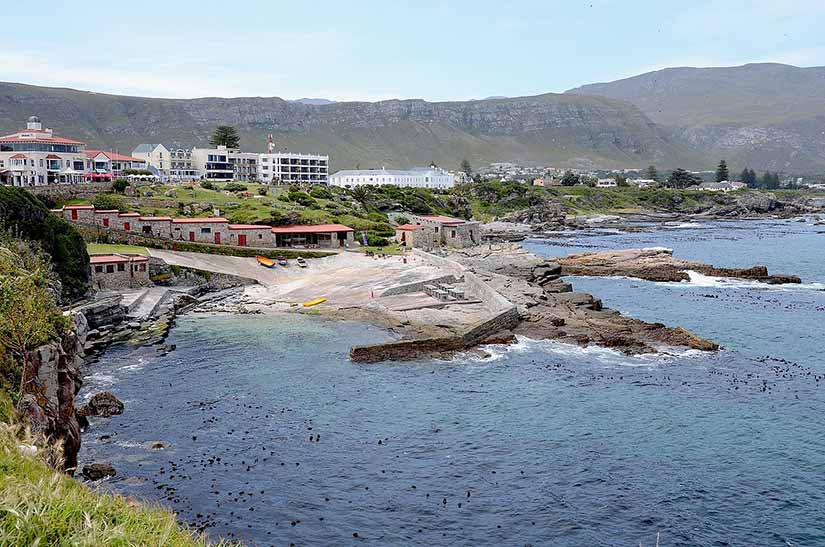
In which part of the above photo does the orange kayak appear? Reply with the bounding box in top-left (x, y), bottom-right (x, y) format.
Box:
top-left (256, 255), bottom-right (276, 268)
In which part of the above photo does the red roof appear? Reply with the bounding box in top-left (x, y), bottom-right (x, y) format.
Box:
top-left (84, 150), bottom-right (142, 162)
top-left (64, 205), bottom-right (94, 210)
top-left (0, 132), bottom-right (85, 145)
top-left (89, 254), bottom-right (148, 264)
top-left (395, 223), bottom-right (423, 231)
top-left (139, 216), bottom-right (172, 221)
top-left (271, 224), bottom-right (354, 234)
top-left (228, 224), bottom-right (270, 230)
top-left (94, 209), bottom-right (120, 214)
top-left (9, 153), bottom-right (27, 159)
top-left (172, 217), bottom-right (229, 224)
top-left (46, 154), bottom-right (61, 159)
top-left (118, 212), bottom-right (141, 217)
top-left (420, 215), bottom-right (466, 225)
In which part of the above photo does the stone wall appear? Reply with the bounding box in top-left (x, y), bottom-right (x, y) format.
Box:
top-left (411, 249), bottom-right (466, 275)
top-left (380, 274), bottom-right (462, 297)
top-left (463, 271), bottom-right (513, 313)
top-left (26, 182), bottom-right (113, 201)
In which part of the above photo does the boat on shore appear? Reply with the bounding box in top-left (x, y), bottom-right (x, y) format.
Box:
top-left (297, 257), bottom-right (307, 268)
top-left (256, 256), bottom-right (276, 268)
top-left (303, 297), bottom-right (326, 307)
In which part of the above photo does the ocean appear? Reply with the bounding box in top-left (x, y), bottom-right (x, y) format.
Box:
top-left (79, 218), bottom-right (825, 546)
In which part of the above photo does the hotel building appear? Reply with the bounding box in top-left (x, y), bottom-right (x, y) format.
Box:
top-left (329, 167), bottom-right (454, 189)
top-left (258, 152), bottom-right (329, 184)
top-left (0, 116), bottom-right (87, 186)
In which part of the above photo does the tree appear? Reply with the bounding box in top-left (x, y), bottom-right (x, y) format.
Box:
top-left (715, 160), bottom-right (730, 182)
top-left (616, 175), bottom-right (629, 187)
top-left (0, 236), bottom-right (69, 396)
top-left (394, 215), bottom-right (410, 225)
top-left (740, 168), bottom-right (757, 188)
top-left (112, 178), bottom-right (129, 193)
top-left (645, 165), bottom-right (659, 182)
top-left (666, 168), bottom-right (701, 189)
top-left (560, 171), bottom-right (580, 187)
top-left (460, 159), bottom-right (472, 177)
top-left (92, 194), bottom-right (125, 211)
top-left (350, 185), bottom-right (371, 207)
top-left (210, 126), bottom-right (240, 148)
top-left (760, 170), bottom-right (780, 189)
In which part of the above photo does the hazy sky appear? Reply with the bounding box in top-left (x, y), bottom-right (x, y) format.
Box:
top-left (3, 0), bottom-right (823, 101)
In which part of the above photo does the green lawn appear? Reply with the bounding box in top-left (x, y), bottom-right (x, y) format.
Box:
top-left (86, 243), bottom-right (149, 256)
top-left (358, 243), bottom-right (406, 255)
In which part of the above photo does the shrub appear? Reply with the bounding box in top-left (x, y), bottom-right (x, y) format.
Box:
top-left (394, 215), bottom-right (410, 225)
top-left (112, 178), bottom-right (129, 193)
top-left (223, 183), bottom-right (248, 192)
top-left (287, 191), bottom-right (316, 207)
top-left (258, 186), bottom-right (269, 196)
top-left (200, 181), bottom-right (215, 190)
top-left (309, 186), bottom-right (333, 200)
top-left (91, 194), bottom-right (125, 211)
top-left (0, 187), bottom-right (89, 301)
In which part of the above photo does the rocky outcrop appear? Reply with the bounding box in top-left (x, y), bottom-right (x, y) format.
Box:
top-left (82, 462), bottom-right (116, 481)
top-left (451, 244), bottom-right (719, 354)
top-left (16, 311), bottom-right (87, 474)
top-left (557, 247), bottom-right (801, 284)
top-left (500, 200), bottom-right (567, 230)
top-left (77, 392), bottom-right (123, 418)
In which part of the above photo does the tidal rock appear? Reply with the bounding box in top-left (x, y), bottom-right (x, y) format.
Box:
top-left (78, 392), bottom-right (124, 418)
top-left (82, 463), bottom-right (116, 481)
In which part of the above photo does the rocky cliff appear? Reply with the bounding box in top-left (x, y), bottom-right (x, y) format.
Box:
top-left (0, 82), bottom-right (695, 170)
top-left (16, 312), bottom-right (87, 474)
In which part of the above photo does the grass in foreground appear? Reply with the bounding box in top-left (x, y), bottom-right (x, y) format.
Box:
top-left (358, 243), bottom-right (406, 255)
top-left (86, 243), bottom-right (149, 256)
top-left (0, 425), bottom-right (239, 546)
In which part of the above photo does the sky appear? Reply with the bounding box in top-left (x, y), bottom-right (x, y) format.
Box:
top-left (2, 0), bottom-right (824, 102)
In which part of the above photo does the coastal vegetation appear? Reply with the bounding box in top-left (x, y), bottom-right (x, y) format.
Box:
top-left (0, 187), bottom-right (90, 301)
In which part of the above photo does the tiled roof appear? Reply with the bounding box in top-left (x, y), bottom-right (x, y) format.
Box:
top-left (395, 223), bottom-right (423, 231)
top-left (118, 212), bottom-right (141, 217)
top-left (228, 224), bottom-right (270, 230)
top-left (93, 209), bottom-right (120, 214)
top-left (139, 216), bottom-right (173, 221)
top-left (0, 131), bottom-right (85, 145)
top-left (84, 150), bottom-right (143, 162)
top-left (419, 215), bottom-right (466, 225)
top-left (171, 218), bottom-right (229, 224)
top-left (89, 254), bottom-right (148, 264)
top-left (271, 224), bottom-right (354, 234)
top-left (64, 205), bottom-right (94, 210)
top-left (9, 153), bottom-right (27, 159)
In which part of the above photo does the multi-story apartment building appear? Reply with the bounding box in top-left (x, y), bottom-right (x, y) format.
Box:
top-left (0, 116), bottom-right (87, 186)
top-left (190, 146), bottom-right (235, 181)
top-left (329, 166), bottom-right (454, 189)
top-left (258, 152), bottom-right (329, 184)
top-left (229, 151), bottom-right (259, 181)
top-left (131, 144), bottom-right (197, 181)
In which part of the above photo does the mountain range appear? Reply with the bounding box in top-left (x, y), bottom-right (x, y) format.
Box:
top-left (0, 63), bottom-right (822, 173)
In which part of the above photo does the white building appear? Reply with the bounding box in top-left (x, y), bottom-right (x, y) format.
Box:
top-left (329, 167), bottom-right (454, 189)
top-left (84, 150), bottom-right (147, 177)
top-left (596, 178), bottom-right (618, 188)
top-left (0, 116), bottom-right (87, 186)
top-left (190, 146), bottom-right (235, 181)
top-left (259, 152), bottom-right (329, 184)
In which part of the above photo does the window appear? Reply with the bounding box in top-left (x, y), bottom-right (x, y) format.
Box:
top-left (106, 265), bottom-right (114, 273)
top-left (201, 227), bottom-right (212, 234)
top-left (451, 230), bottom-right (456, 238)
top-left (139, 263), bottom-right (146, 272)
top-left (94, 265), bottom-right (103, 273)
top-left (117, 263), bottom-right (125, 271)
top-left (258, 234), bottom-right (263, 239)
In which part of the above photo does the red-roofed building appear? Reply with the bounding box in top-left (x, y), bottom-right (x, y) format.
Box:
top-left (62, 204), bottom-right (96, 223)
top-left (405, 214), bottom-right (480, 250)
top-left (171, 218), bottom-right (230, 244)
top-left (89, 254), bottom-right (150, 289)
top-left (394, 223), bottom-right (424, 247)
top-left (0, 116), bottom-right (88, 187)
top-left (228, 224), bottom-right (272, 247)
top-left (84, 150), bottom-right (148, 177)
top-left (270, 224), bottom-right (355, 248)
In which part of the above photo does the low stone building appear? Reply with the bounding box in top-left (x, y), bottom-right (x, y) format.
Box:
top-left (394, 223), bottom-right (424, 247)
top-left (62, 205), bottom-right (95, 223)
top-left (228, 224), bottom-right (272, 247)
top-left (405, 214), bottom-right (481, 250)
top-left (137, 216), bottom-right (173, 238)
top-left (171, 217), bottom-right (229, 244)
top-left (93, 209), bottom-right (120, 229)
top-left (116, 212), bottom-right (141, 232)
top-left (271, 224), bottom-right (355, 248)
top-left (89, 254), bottom-right (150, 290)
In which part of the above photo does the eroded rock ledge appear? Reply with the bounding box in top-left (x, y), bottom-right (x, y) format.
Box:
top-left (556, 247), bottom-right (801, 284)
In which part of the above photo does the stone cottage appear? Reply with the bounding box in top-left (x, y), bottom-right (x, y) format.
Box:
top-left (171, 218), bottom-right (230, 244)
top-left (89, 254), bottom-right (150, 289)
top-left (228, 224), bottom-right (273, 247)
top-left (404, 214), bottom-right (480, 250)
top-left (137, 216), bottom-right (173, 238)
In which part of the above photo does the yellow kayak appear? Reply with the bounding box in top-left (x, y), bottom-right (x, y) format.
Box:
top-left (303, 297), bottom-right (327, 307)
top-left (256, 255), bottom-right (276, 268)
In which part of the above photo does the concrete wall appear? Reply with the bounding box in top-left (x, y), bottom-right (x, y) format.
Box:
top-left (463, 271), bottom-right (512, 313)
top-left (228, 228), bottom-right (272, 247)
top-left (411, 249), bottom-right (466, 275)
top-left (137, 219), bottom-right (173, 239)
top-left (380, 274), bottom-right (461, 297)
top-left (171, 221), bottom-right (229, 244)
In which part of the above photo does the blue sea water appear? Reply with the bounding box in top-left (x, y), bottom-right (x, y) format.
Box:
top-left (79, 218), bottom-right (825, 546)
